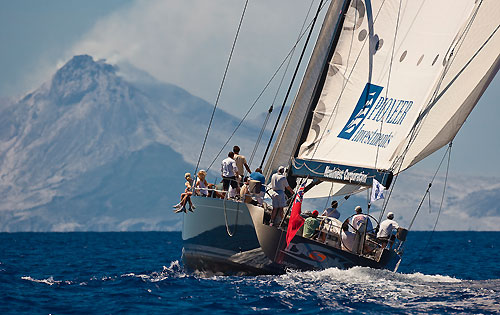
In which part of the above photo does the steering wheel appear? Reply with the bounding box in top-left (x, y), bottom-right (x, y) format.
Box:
top-left (339, 213), bottom-right (380, 254)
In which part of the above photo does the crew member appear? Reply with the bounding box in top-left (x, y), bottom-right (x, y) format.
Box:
top-left (270, 166), bottom-right (293, 226)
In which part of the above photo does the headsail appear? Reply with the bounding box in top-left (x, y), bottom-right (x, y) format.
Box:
top-left (391, 0), bottom-right (500, 171)
top-left (266, 0), bottom-right (499, 195)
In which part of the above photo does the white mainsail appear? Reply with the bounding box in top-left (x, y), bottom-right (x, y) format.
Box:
top-left (266, 0), bottom-right (499, 197)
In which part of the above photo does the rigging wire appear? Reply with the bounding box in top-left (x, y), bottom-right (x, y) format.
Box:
top-left (406, 143), bottom-right (452, 232)
top-left (400, 142), bottom-right (452, 263)
top-left (426, 143), bottom-right (452, 238)
top-left (427, 189), bottom-right (432, 213)
top-left (194, 0), bottom-right (249, 177)
top-left (324, 182), bottom-right (335, 210)
top-left (248, 0), bottom-right (317, 168)
top-left (248, 106), bottom-right (272, 167)
top-left (205, 1), bottom-right (330, 172)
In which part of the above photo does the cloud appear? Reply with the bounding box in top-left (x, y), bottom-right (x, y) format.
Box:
top-left (67, 0), bottom-right (323, 117)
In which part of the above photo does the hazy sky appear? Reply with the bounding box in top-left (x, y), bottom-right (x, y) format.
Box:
top-left (0, 0), bottom-right (498, 177)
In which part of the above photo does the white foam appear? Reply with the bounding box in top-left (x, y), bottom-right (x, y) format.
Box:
top-left (21, 276), bottom-right (72, 286)
top-left (393, 271), bottom-right (461, 283)
top-left (278, 266), bottom-right (460, 285)
top-left (219, 266), bottom-right (466, 309)
top-left (120, 260), bottom-right (188, 282)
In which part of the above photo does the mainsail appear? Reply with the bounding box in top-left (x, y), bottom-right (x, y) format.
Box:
top-left (265, 0), bottom-right (499, 196)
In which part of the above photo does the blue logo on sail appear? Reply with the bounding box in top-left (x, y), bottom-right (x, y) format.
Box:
top-left (338, 83), bottom-right (383, 140)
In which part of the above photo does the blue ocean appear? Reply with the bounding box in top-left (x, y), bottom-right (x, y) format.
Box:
top-left (1, 231), bottom-right (499, 314)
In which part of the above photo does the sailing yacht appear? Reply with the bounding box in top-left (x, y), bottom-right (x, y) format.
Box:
top-left (181, 0), bottom-right (500, 275)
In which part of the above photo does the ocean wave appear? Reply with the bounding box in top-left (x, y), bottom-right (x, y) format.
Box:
top-left (19, 260), bottom-right (187, 288)
top-left (201, 269), bottom-right (495, 314)
top-left (16, 266), bottom-right (499, 314)
top-left (21, 276), bottom-right (72, 286)
top-left (222, 268), bottom-right (498, 313)
top-left (120, 260), bottom-right (188, 282)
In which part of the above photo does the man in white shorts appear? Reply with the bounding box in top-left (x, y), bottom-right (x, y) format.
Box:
top-left (270, 166), bottom-right (294, 226)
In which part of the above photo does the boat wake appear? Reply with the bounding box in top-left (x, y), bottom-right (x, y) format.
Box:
top-left (224, 267), bottom-right (499, 313)
top-left (18, 264), bottom-right (499, 313)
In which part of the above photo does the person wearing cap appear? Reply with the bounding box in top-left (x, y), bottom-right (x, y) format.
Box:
top-left (377, 212), bottom-right (400, 248)
top-left (249, 168), bottom-right (266, 205)
top-left (303, 210), bottom-right (320, 239)
top-left (322, 200), bottom-right (340, 219)
top-left (173, 172), bottom-right (196, 213)
top-left (341, 219), bottom-right (356, 253)
top-left (351, 205), bottom-right (374, 233)
top-left (270, 166), bottom-right (294, 225)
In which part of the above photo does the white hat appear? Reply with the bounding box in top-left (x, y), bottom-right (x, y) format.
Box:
top-left (278, 166), bottom-right (285, 173)
top-left (387, 212), bottom-right (394, 219)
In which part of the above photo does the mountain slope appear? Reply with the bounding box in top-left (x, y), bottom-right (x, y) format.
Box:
top-left (0, 55), bottom-right (261, 231)
top-left (0, 143), bottom-right (190, 232)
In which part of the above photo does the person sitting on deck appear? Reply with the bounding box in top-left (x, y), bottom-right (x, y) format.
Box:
top-left (302, 210), bottom-right (321, 239)
top-left (270, 166), bottom-right (294, 226)
top-left (341, 219), bottom-right (356, 253)
top-left (195, 170), bottom-right (213, 197)
top-left (377, 212), bottom-right (400, 248)
top-left (322, 200), bottom-right (340, 219)
top-left (239, 176), bottom-right (253, 204)
top-left (221, 151), bottom-right (239, 199)
top-left (173, 172), bottom-right (196, 213)
top-left (249, 168), bottom-right (266, 205)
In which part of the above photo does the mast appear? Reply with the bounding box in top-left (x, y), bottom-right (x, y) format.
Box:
top-left (264, 0), bottom-right (351, 179)
top-left (293, 0), bottom-right (353, 160)
top-left (259, 0), bottom-right (326, 170)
